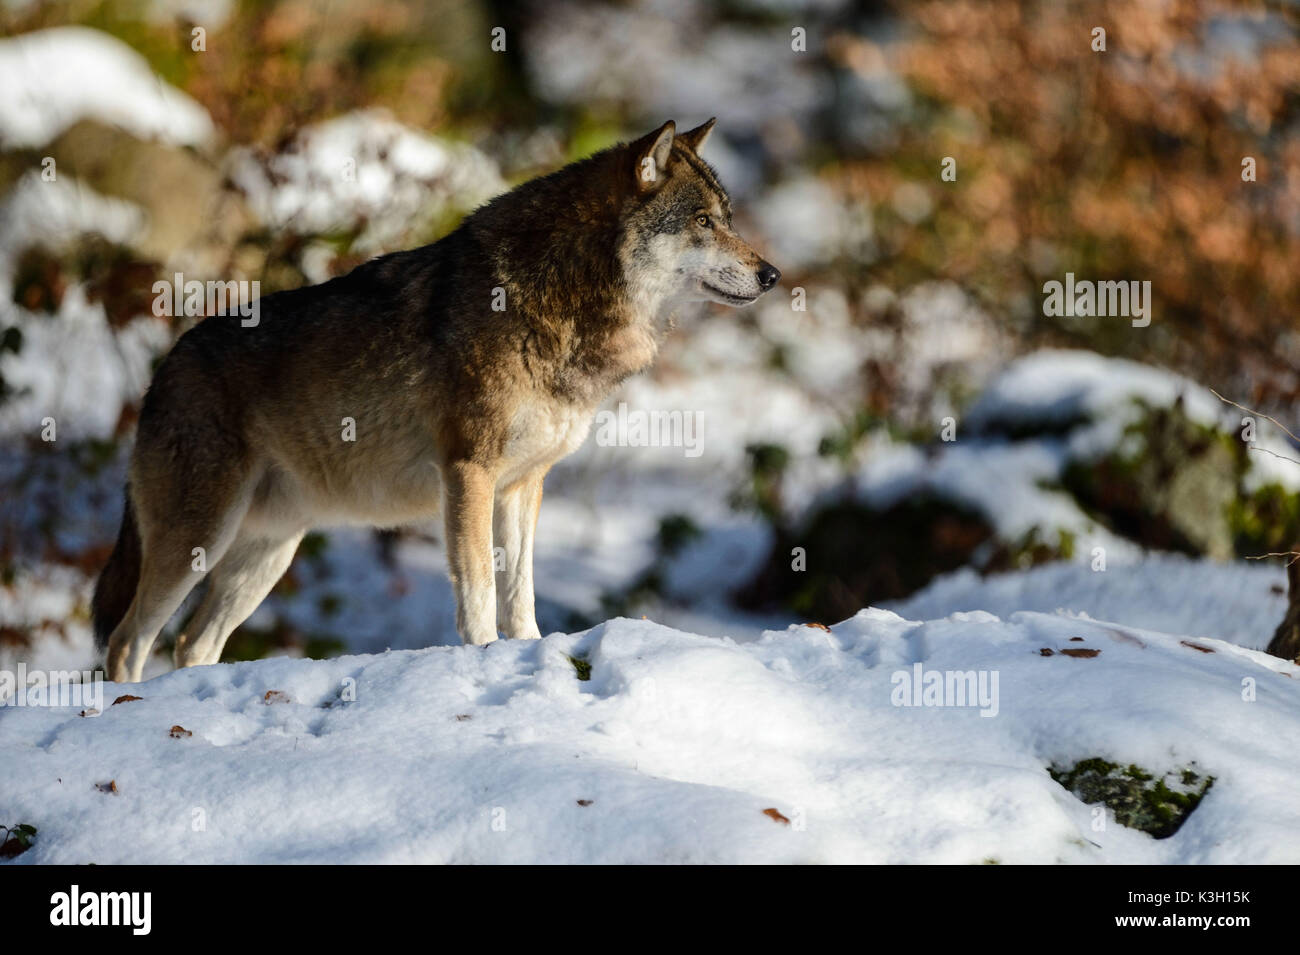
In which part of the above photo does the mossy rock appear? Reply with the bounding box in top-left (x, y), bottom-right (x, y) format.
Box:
top-left (1062, 400), bottom-right (1241, 559)
top-left (1049, 758), bottom-right (1214, 839)
top-left (735, 494), bottom-right (995, 620)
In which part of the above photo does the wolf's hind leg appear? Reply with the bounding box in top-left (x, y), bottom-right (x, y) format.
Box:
top-left (106, 499), bottom-right (251, 683)
top-left (494, 470), bottom-right (544, 640)
top-left (174, 529), bottom-right (304, 668)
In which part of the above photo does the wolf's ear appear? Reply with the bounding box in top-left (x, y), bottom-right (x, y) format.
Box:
top-left (677, 117), bottom-right (716, 153)
top-left (633, 120), bottom-right (675, 192)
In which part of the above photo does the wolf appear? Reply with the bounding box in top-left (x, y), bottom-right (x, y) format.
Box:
top-left (92, 118), bottom-right (781, 683)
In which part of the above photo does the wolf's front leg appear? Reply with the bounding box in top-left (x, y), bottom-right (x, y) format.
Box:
top-left (493, 470), bottom-right (544, 640)
top-left (443, 461), bottom-right (499, 645)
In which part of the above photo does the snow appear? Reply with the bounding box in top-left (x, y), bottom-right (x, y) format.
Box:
top-left (2, 606), bottom-right (1296, 864)
top-left (225, 110), bottom-right (505, 255)
top-left (887, 554), bottom-right (1286, 652)
top-left (966, 348), bottom-right (1300, 490)
top-left (524, 4), bottom-right (831, 137)
top-left (966, 349), bottom-right (1225, 435)
top-left (0, 27), bottom-right (214, 149)
top-left (0, 174), bottom-right (171, 442)
top-left (768, 348), bottom-right (1300, 569)
top-left (749, 176), bottom-right (868, 269)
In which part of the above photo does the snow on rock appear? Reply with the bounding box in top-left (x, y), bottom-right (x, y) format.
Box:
top-left (225, 109), bottom-right (505, 254)
top-left (887, 554), bottom-right (1287, 652)
top-left (0, 285), bottom-right (169, 442)
top-left (0, 171), bottom-right (146, 281)
top-left (966, 348), bottom-right (1299, 490)
top-left (0, 26), bottom-right (214, 149)
top-left (2, 611), bottom-right (1297, 864)
top-left (0, 143), bottom-right (173, 446)
top-left (782, 348), bottom-right (1300, 563)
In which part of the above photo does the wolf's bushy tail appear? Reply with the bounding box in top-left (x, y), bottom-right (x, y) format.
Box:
top-left (92, 488), bottom-right (140, 649)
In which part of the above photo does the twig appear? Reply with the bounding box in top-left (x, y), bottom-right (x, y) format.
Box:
top-left (1247, 445), bottom-right (1300, 469)
top-left (1244, 552), bottom-right (1300, 566)
top-left (1210, 388), bottom-right (1300, 444)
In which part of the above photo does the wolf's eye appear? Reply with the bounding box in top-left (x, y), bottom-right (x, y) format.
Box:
top-left (695, 214), bottom-right (712, 228)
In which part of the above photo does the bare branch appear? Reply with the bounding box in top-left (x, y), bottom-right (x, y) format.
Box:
top-left (1245, 552), bottom-right (1300, 566)
top-left (1210, 388), bottom-right (1300, 445)
top-left (1247, 445), bottom-right (1300, 469)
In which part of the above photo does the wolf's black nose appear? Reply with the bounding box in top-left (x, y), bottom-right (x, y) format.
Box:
top-left (756, 262), bottom-right (781, 290)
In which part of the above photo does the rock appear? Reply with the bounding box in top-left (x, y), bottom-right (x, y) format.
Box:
top-left (1063, 400), bottom-right (1239, 560)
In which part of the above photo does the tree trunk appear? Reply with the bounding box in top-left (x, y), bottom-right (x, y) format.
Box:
top-left (1267, 549), bottom-right (1300, 663)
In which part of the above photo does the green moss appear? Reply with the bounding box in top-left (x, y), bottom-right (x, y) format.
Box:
top-left (985, 526), bottom-right (1076, 572)
top-left (222, 619), bottom-right (344, 662)
top-left (656, 514), bottom-right (702, 559)
top-left (731, 442), bottom-right (791, 523)
top-left (301, 635), bottom-right (347, 661)
top-left (1049, 758), bottom-right (1214, 839)
top-left (567, 654), bottom-right (592, 682)
top-left (1229, 482), bottom-right (1300, 557)
top-left (317, 593), bottom-right (344, 617)
top-left (297, 532), bottom-right (330, 563)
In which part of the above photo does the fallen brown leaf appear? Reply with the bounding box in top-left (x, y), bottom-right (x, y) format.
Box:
top-left (169, 725), bottom-right (192, 739)
top-left (112, 694), bottom-right (142, 705)
top-left (762, 807), bottom-right (791, 825)
top-left (1060, 648), bottom-right (1101, 658)
top-left (96, 780), bottom-right (119, 795)
top-left (1180, 640), bottom-right (1214, 654)
top-left (263, 690), bottom-right (291, 704)
top-left (802, 622), bottom-right (832, 632)
top-left (0, 839), bottom-right (28, 859)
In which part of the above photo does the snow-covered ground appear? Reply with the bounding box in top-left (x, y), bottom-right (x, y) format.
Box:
top-left (3, 20), bottom-right (1298, 865)
top-left (2, 602), bottom-right (1297, 864)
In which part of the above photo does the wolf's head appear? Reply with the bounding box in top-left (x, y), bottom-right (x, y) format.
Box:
top-left (619, 119), bottom-right (780, 309)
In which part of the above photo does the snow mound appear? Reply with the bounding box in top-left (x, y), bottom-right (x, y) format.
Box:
top-left (0, 27), bottom-right (214, 149)
top-left (966, 348), bottom-right (1299, 489)
top-left (965, 349), bottom-right (1225, 434)
top-left (3, 613), bottom-right (1297, 864)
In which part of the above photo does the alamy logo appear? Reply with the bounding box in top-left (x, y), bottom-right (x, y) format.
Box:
top-left (0, 665), bottom-right (102, 712)
top-left (1042, 272), bottom-right (1151, 327)
top-left (50, 885), bottom-right (151, 935)
top-left (152, 272), bottom-right (261, 327)
top-left (594, 401), bottom-right (704, 458)
top-left (890, 663), bottom-right (1000, 717)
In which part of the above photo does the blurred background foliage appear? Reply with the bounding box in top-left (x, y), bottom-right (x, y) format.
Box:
top-left (1, 0), bottom-right (1298, 663)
